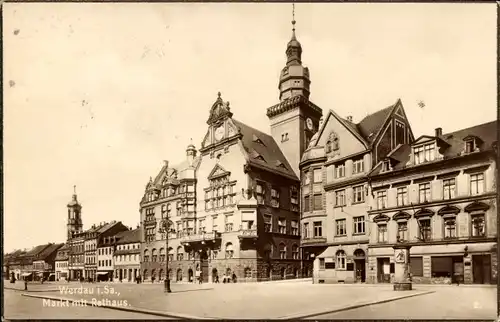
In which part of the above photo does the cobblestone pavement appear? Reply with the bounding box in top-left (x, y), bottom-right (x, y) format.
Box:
top-left (309, 285), bottom-right (496, 320)
top-left (3, 289), bottom-right (171, 320)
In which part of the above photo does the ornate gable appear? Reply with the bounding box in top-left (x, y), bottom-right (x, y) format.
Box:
top-left (208, 164), bottom-right (230, 180)
top-left (207, 92), bottom-right (233, 125)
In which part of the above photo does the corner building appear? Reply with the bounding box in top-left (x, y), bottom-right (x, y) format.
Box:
top-left (367, 122), bottom-right (497, 284)
top-left (300, 100), bottom-right (415, 283)
top-left (140, 23), bottom-right (320, 282)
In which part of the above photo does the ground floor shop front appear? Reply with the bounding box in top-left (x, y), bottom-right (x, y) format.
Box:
top-left (114, 266), bottom-right (140, 282)
top-left (140, 257), bottom-right (306, 283)
top-left (367, 242), bottom-right (497, 284)
top-left (312, 245), bottom-right (368, 284)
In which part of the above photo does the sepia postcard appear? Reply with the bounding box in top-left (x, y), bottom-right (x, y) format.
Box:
top-left (2, 2), bottom-right (498, 320)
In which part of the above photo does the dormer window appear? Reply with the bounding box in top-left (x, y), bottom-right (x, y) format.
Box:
top-left (414, 143), bottom-right (435, 165)
top-left (381, 160), bottom-right (391, 172)
top-left (465, 139), bottom-right (475, 153)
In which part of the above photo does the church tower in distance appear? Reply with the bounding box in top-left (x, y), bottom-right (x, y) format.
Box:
top-left (67, 185), bottom-right (83, 240)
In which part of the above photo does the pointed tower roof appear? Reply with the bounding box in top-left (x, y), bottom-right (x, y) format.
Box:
top-left (287, 4), bottom-right (302, 51)
top-left (67, 185), bottom-right (81, 208)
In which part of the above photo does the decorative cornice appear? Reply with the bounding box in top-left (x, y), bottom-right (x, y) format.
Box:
top-left (266, 95), bottom-right (322, 118)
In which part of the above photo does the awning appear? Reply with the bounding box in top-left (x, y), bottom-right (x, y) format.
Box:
top-left (49, 273), bottom-right (55, 276)
top-left (96, 272), bottom-right (109, 276)
top-left (21, 273), bottom-right (32, 277)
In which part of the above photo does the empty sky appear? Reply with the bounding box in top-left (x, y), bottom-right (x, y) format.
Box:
top-left (3, 3), bottom-right (496, 252)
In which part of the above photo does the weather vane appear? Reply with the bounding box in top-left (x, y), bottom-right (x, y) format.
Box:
top-left (292, 2), bottom-right (296, 32)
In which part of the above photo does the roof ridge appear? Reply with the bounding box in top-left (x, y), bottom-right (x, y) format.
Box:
top-left (232, 119), bottom-right (271, 138)
top-left (442, 120), bottom-right (497, 137)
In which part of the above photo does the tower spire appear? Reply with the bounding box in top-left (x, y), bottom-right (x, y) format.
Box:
top-left (292, 3), bottom-right (296, 37)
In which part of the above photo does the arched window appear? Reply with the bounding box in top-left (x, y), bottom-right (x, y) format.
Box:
top-left (176, 269), bottom-right (182, 281)
top-left (151, 269), bottom-right (157, 280)
top-left (176, 246), bottom-right (184, 261)
top-left (168, 247), bottom-right (174, 261)
top-left (143, 269), bottom-right (148, 280)
top-left (336, 250), bottom-right (346, 269)
top-left (292, 244), bottom-right (299, 259)
top-left (143, 249), bottom-right (150, 262)
top-left (325, 140), bottom-right (332, 153)
top-left (279, 243), bottom-right (287, 259)
top-left (159, 269), bottom-right (164, 281)
top-left (152, 248), bottom-right (158, 262)
top-left (354, 249), bottom-right (365, 258)
top-left (225, 243), bottom-right (234, 259)
top-left (244, 267), bottom-right (252, 278)
top-left (159, 248), bottom-right (165, 262)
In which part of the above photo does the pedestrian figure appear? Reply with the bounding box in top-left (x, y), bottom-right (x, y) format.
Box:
top-left (152, 276), bottom-right (155, 283)
top-left (24, 278), bottom-right (28, 291)
top-left (232, 273), bottom-right (237, 283)
top-left (199, 273), bottom-right (203, 284)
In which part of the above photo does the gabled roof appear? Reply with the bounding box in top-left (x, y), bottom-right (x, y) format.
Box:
top-left (357, 100), bottom-right (399, 144)
top-left (232, 119), bottom-right (298, 181)
top-left (36, 243), bottom-right (64, 260)
top-left (115, 228), bottom-right (141, 245)
top-left (26, 244), bottom-right (51, 257)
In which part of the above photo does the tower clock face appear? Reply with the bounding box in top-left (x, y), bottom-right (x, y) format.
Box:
top-left (214, 126), bottom-right (225, 141)
top-left (306, 118), bottom-right (314, 131)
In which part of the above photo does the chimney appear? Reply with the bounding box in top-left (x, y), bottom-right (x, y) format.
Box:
top-left (346, 116), bottom-right (353, 122)
top-left (435, 127), bottom-right (442, 137)
top-left (136, 224), bottom-right (140, 229)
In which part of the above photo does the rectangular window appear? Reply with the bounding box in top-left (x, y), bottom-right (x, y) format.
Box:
top-left (335, 163), bottom-right (345, 178)
top-left (443, 178), bottom-right (456, 200)
top-left (336, 219), bottom-right (346, 236)
top-left (397, 221), bottom-right (408, 242)
top-left (353, 216), bottom-right (365, 234)
top-left (271, 188), bottom-right (280, 208)
top-left (256, 182), bottom-right (265, 204)
top-left (291, 220), bottom-right (299, 235)
top-left (378, 224), bottom-right (388, 243)
top-left (225, 215), bottom-right (234, 232)
top-left (353, 158), bottom-right (364, 174)
top-left (303, 222), bottom-right (309, 238)
top-left (313, 221), bottom-right (323, 237)
top-left (396, 187), bottom-right (408, 206)
top-left (304, 171), bottom-right (310, 185)
top-left (319, 258), bottom-right (325, 270)
top-left (313, 194), bottom-right (323, 210)
top-left (335, 190), bottom-right (346, 207)
top-left (304, 195), bottom-right (310, 212)
top-left (414, 143), bottom-right (435, 165)
top-left (471, 214), bottom-right (486, 237)
top-left (419, 219), bottom-right (431, 241)
top-left (377, 190), bottom-right (388, 209)
top-left (353, 185), bottom-right (365, 203)
top-left (313, 169), bottom-right (322, 183)
top-left (470, 173), bottom-right (484, 195)
top-left (264, 215), bottom-right (272, 233)
top-left (465, 140), bottom-right (475, 153)
top-left (290, 186), bottom-right (299, 209)
top-left (419, 183), bottom-right (431, 203)
top-left (444, 217), bottom-right (456, 239)
top-left (278, 218), bottom-right (286, 234)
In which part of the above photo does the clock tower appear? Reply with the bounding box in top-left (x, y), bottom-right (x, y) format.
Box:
top-left (67, 185), bottom-right (83, 240)
top-left (267, 8), bottom-right (322, 177)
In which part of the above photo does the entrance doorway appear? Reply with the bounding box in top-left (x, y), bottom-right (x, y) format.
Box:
top-left (280, 267), bottom-right (286, 279)
top-left (472, 255), bottom-right (491, 284)
top-left (188, 269), bottom-right (194, 282)
top-left (353, 249), bottom-right (366, 283)
top-left (377, 257), bottom-right (391, 283)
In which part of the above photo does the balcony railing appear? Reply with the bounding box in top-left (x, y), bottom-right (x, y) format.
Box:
top-left (180, 231), bottom-right (221, 244)
top-left (301, 237), bottom-right (327, 246)
top-left (238, 225), bottom-right (258, 239)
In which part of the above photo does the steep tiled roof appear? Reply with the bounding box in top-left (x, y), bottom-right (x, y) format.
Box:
top-left (115, 228), bottom-right (141, 245)
top-left (357, 103), bottom-right (397, 143)
top-left (232, 119), bottom-right (298, 181)
top-left (55, 244), bottom-right (70, 261)
top-left (371, 120), bottom-right (497, 175)
top-left (36, 243), bottom-right (64, 260)
top-left (26, 244), bottom-right (51, 257)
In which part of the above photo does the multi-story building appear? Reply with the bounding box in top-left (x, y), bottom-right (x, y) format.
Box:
top-left (69, 231), bottom-right (85, 280)
top-left (367, 121), bottom-right (497, 285)
top-left (301, 100), bottom-right (415, 283)
top-left (32, 243), bottom-right (64, 281)
top-left (55, 244), bottom-right (70, 281)
top-left (84, 221), bottom-right (129, 280)
top-left (4, 249), bottom-right (26, 280)
top-left (113, 228), bottom-right (141, 282)
top-left (139, 21), bottom-right (323, 283)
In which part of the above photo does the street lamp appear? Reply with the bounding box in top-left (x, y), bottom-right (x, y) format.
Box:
top-left (160, 218), bottom-right (175, 293)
